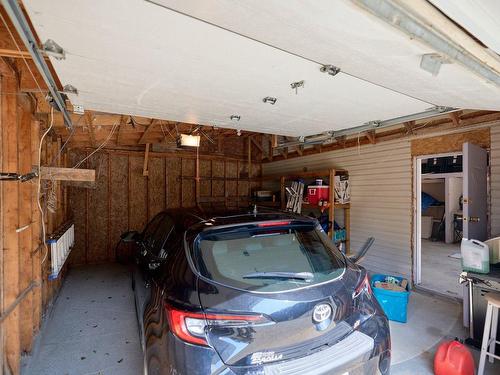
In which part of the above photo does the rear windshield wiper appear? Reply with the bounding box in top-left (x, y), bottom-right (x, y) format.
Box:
top-left (242, 271), bottom-right (314, 281)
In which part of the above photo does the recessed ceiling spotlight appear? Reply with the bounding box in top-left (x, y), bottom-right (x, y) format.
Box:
top-left (262, 96), bottom-right (277, 105)
top-left (230, 115), bottom-right (241, 121)
top-left (320, 64), bottom-right (341, 76)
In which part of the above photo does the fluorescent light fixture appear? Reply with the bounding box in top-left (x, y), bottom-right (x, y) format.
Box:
top-left (179, 134), bottom-right (200, 147)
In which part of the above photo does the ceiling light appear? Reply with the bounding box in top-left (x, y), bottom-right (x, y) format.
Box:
top-left (262, 96), bottom-right (277, 105)
top-left (320, 65), bottom-right (341, 76)
top-left (230, 115), bottom-right (241, 121)
top-left (178, 134), bottom-right (200, 147)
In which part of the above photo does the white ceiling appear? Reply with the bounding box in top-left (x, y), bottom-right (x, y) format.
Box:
top-left (23, 0), bottom-right (500, 136)
top-left (429, 0), bottom-right (500, 56)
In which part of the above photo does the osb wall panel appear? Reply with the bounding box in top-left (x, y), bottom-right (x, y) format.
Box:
top-left (148, 157), bottom-right (166, 220)
top-left (87, 153), bottom-right (109, 263)
top-left (166, 158), bottom-right (181, 208)
top-left (212, 160), bottom-right (225, 197)
top-left (411, 128), bottom-right (490, 156)
top-left (69, 151), bottom-right (261, 265)
top-left (128, 157), bottom-right (148, 231)
top-left (109, 154), bottom-right (128, 260)
top-left (68, 151), bottom-right (88, 265)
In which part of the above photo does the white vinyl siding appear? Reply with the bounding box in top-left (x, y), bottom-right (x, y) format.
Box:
top-left (263, 139), bottom-right (412, 279)
top-left (490, 122), bottom-right (500, 236)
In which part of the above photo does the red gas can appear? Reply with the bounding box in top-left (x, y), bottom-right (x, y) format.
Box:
top-left (434, 340), bottom-right (474, 375)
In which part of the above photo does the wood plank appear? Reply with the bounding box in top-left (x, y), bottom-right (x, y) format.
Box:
top-left (39, 166), bottom-right (95, 182)
top-left (1, 71), bottom-right (20, 375)
top-left (138, 119), bottom-right (158, 144)
top-left (142, 143), bottom-right (150, 177)
top-left (30, 120), bottom-right (42, 335)
top-left (85, 111), bottom-right (96, 147)
top-left (116, 115), bottom-right (129, 145)
top-left (18, 95), bottom-right (34, 353)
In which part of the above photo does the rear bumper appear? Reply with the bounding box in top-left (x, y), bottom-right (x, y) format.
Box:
top-left (222, 330), bottom-right (389, 375)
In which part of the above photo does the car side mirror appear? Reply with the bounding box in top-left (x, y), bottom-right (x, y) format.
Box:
top-left (120, 230), bottom-right (141, 243)
top-left (348, 237), bottom-right (375, 264)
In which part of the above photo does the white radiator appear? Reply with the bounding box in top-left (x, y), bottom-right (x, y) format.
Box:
top-left (47, 223), bottom-right (74, 280)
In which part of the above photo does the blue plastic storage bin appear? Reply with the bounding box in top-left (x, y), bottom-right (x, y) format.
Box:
top-left (371, 274), bottom-right (410, 323)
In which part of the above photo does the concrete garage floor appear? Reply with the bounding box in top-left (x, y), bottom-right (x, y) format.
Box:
top-left (420, 239), bottom-right (463, 298)
top-left (21, 264), bottom-right (143, 375)
top-left (22, 265), bottom-right (500, 375)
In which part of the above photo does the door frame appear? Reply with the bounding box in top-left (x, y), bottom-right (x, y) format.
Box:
top-left (412, 152), bottom-right (463, 286)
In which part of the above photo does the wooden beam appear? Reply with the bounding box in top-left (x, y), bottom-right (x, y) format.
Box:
top-left (0, 48), bottom-right (32, 59)
top-left (296, 146), bottom-right (303, 156)
top-left (116, 115), bottom-right (129, 146)
top-left (403, 120), bottom-right (416, 135)
top-left (449, 111), bottom-right (462, 127)
top-left (39, 166), bottom-right (95, 182)
top-left (1, 70), bottom-right (21, 375)
top-left (138, 119), bottom-right (158, 144)
top-left (250, 136), bottom-right (263, 153)
top-left (143, 143), bottom-right (150, 177)
top-left (85, 111), bottom-right (96, 147)
top-left (271, 134), bottom-right (278, 148)
top-left (365, 130), bottom-right (376, 144)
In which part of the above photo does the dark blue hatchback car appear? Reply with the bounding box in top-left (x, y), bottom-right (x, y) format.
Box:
top-left (125, 209), bottom-right (390, 375)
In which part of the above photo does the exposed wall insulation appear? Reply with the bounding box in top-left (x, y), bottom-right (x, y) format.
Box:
top-left (490, 123), bottom-right (500, 236)
top-left (263, 139), bottom-right (413, 279)
top-left (68, 150), bottom-right (261, 265)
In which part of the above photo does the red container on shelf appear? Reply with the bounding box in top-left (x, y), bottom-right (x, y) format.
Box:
top-left (434, 340), bottom-right (474, 375)
top-left (307, 185), bottom-right (329, 205)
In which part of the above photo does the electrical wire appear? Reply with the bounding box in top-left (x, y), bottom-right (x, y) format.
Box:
top-left (72, 122), bottom-right (119, 169)
top-left (39, 107), bottom-right (55, 265)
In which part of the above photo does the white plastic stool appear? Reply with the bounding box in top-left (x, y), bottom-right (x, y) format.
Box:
top-left (478, 293), bottom-right (500, 375)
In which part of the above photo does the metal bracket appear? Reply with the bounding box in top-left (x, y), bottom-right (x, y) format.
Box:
top-left (63, 84), bottom-right (78, 95)
top-left (262, 96), bottom-right (277, 105)
top-left (290, 80), bottom-right (305, 94)
top-left (320, 64), bottom-right (341, 76)
top-left (42, 39), bottom-right (65, 60)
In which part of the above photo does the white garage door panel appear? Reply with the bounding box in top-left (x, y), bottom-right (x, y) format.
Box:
top-left (24, 0), bottom-right (431, 136)
top-left (158, 0), bottom-right (500, 110)
top-left (430, 0), bottom-right (500, 56)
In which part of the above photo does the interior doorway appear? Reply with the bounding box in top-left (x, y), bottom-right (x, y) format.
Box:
top-left (414, 142), bottom-right (489, 298)
top-left (414, 153), bottom-right (464, 298)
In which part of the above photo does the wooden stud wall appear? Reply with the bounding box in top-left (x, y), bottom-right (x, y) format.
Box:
top-left (0, 58), bottom-right (71, 375)
top-left (68, 150), bottom-right (262, 266)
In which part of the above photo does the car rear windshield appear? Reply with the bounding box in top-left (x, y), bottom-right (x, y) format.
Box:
top-left (193, 224), bottom-right (346, 292)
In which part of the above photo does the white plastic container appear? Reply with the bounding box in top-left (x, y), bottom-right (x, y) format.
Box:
top-left (461, 239), bottom-right (490, 274)
top-left (485, 237), bottom-right (500, 264)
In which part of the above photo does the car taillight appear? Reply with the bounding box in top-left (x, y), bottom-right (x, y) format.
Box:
top-left (353, 273), bottom-right (372, 299)
top-left (165, 304), bottom-right (267, 346)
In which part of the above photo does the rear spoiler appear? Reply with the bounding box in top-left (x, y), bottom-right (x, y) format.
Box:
top-left (347, 237), bottom-right (375, 264)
